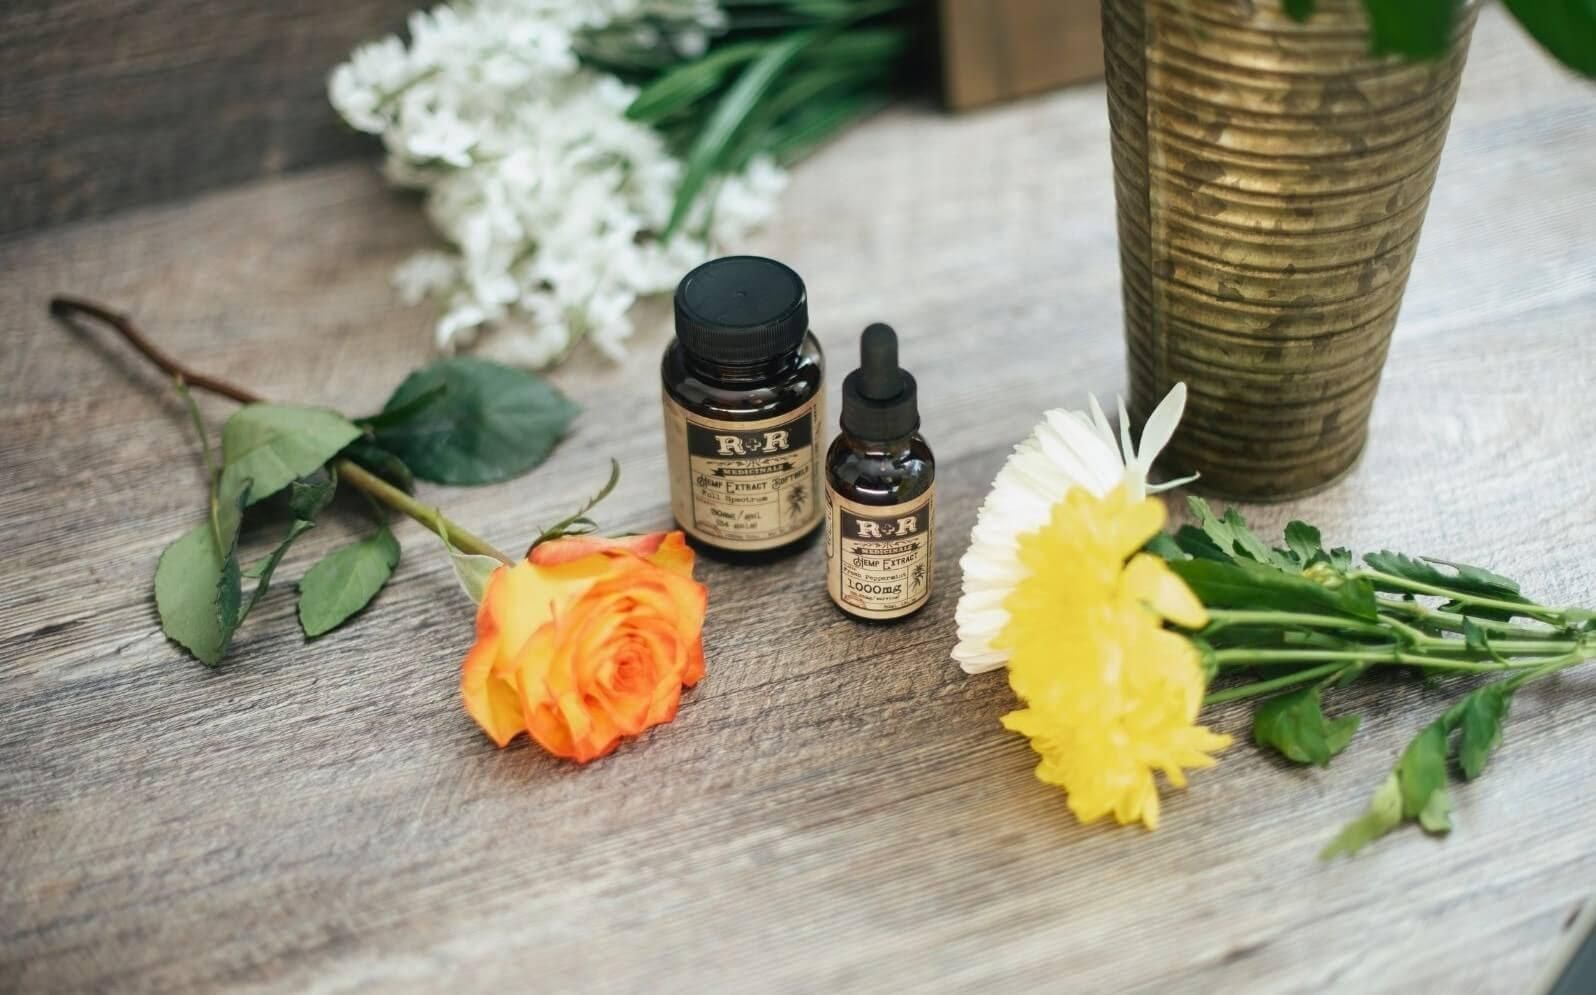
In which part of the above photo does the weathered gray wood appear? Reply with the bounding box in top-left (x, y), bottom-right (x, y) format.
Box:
top-left (0, 0), bottom-right (412, 237)
top-left (1, 8), bottom-right (1593, 992)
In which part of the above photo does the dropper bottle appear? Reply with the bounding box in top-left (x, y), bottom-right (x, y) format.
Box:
top-left (823, 323), bottom-right (936, 621)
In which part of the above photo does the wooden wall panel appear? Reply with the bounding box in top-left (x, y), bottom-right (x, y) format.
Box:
top-left (939, 0), bottom-right (1105, 111)
top-left (0, 0), bottom-right (412, 238)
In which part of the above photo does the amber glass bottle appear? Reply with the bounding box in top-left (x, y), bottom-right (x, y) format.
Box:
top-left (661, 256), bottom-right (826, 561)
top-left (824, 324), bottom-right (935, 621)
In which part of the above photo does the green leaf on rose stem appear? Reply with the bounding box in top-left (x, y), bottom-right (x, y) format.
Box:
top-left (438, 521), bottom-right (502, 607)
top-left (449, 548), bottom-right (501, 607)
top-left (287, 468), bottom-right (337, 521)
top-left (354, 383), bottom-right (448, 432)
top-left (372, 357), bottom-right (578, 486)
top-left (1321, 772), bottom-right (1403, 859)
top-left (1284, 0), bottom-right (1315, 21)
top-left (1452, 682), bottom-right (1515, 781)
top-left (1502, 0), bottom-right (1596, 77)
top-left (220, 404), bottom-right (362, 508)
top-left (342, 439), bottom-right (415, 494)
top-left (155, 483), bottom-right (250, 666)
top-left (1362, 0), bottom-right (1456, 60)
top-left (1282, 520), bottom-right (1325, 567)
top-left (242, 519), bottom-right (316, 616)
top-left (1397, 720), bottom-right (1451, 829)
top-left (1253, 684), bottom-right (1361, 767)
top-left (1168, 558), bottom-right (1380, 620)
top-left (297, 528), bottom-right (401, 638)
top-left (1172, 525), bottom-right (1232, 563)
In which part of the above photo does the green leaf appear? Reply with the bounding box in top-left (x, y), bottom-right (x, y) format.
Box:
top-left (1502, 0), bottom-right (1596, 76)
top-left (450, 548), bottom-right (502, 606)
top-left (297, 528), bottom-right (401, 638)
top-left (244, 520), bottom-right (315, 616)
top-left (1364, 551), bottom-right (1531, 621)
top-left (1423, 556), bottom-right (1522, 595)
top-left (1362, 0), bottom-right (1457, 60)
top-left (1397, 720), bottom-right (1451, 827)
top-left (1171, 525), bottom-right (1232, 563)
top-left (1168, 557), bottom-right (1380, 620)
top-left (220, 404), bottom-right (361, 507)
top-left (665, 28), bottom-right (824, 236)
top-left (287, 468), bottom-right (337, 520)
top-left (373, 357), bottom-right (577, 485)
top-left (1144, 531), bottom-right (1187, 561)
top-left (155, 484), bottom-right (250, 666)
top-left (1284, 0), bottom-right (1316, 21)
top-left (1188, 497), bottom-right (1292, 568)
top-left (342, 439), bottom-right (415, 494)
top-left (156, 523), bottom-right (234, 666)
top-left (1322, 772), bottom-right (1403, 859)
top-left (1283, 520), bottom-right (1324, 567)
top-left (1454, 683), bottom-right (1514, 780)
top-left (354, 383), bottom-right (448, 432)
top-left (1417, 786), bottom-right (1453, 833)
top-left (625, 40), bottom-right (767, 124)
top-left (1253, 684), bottom-right (1360, 767)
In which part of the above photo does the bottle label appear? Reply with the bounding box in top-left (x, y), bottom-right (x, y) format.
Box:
top-left (824, 485), bottom-right (934, 620)
top-left (662, 392), bottom-right (825, 551)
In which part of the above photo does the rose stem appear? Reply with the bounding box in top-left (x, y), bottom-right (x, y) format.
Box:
top-left (49, 295), bottom-right (513, 564)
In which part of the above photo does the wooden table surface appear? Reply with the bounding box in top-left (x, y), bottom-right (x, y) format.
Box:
top-left (3, 9), bottom-right (1594, 992)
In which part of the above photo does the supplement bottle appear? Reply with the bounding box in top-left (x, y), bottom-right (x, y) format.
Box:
top-left (824, 323), bottom-right (935, 620)
top-left (662, 255), bottom-right (826, 560)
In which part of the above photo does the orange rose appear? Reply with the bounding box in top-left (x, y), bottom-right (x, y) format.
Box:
top-left (461, 531), bottom-right (707, 762)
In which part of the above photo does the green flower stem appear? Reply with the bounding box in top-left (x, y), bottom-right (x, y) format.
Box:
top-left (1354, 568), bottom-right (1564, 624)
top-left (1212, 647), bottom-right (1564, 674)
top-left (1203, 610), bottom-right (1388, 637)
top-left (51, 294), bottom-right (515, 566)
top-left (1379, 599), bottom-right (1566, 640)
top-left (334, 460), bottom-right (512, 564)
top-left (1204, 663), bottom-right (1344, 705)
top-left (1505, 650), bottom-right (1589, 689)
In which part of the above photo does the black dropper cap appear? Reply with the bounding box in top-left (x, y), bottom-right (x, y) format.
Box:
top-left (674, 256), bottom-right (809, 364)
top-left (841, 323), bottom-right (918, 441)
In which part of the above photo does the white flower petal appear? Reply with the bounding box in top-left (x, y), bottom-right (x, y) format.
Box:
top-left (1134, 381), bottom-right (1187, 473)
top-left (950, 382), bottom-right (1195, 673)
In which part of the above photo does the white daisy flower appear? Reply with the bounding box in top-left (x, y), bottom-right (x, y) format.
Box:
top-left (952, 382), bottom-right (1196, 674)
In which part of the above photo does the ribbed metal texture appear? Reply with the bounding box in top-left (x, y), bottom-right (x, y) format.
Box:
top-left (1104, 0), bottom-right (1477, 499)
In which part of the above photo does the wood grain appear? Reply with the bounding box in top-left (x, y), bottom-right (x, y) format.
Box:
top-left (0, 0), bottom-right (412, 237)
top-left (939, 0), bottom-right (1105, 110)
top-left (1, 8), bottom-right (1593, 992)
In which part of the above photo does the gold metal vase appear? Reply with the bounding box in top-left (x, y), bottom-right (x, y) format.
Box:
top-left (1103, 0), bottom-right (1477, 499)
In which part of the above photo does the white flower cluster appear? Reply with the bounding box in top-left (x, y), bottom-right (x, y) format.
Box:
top-left (330, 0), bottom-right (788, 367)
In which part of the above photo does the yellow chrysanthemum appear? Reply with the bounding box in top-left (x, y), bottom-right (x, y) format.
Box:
top-left (997, 485), bottom-right (1230, 829)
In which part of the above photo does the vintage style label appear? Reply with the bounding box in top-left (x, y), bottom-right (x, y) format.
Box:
top-left (824, 485), bottom-right (934, 620)
top-left (662, 392), bottom-right (824, 551)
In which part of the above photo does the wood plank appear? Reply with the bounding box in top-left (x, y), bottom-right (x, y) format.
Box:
top-left (1, 7), bottom-right (1593, 992)
top-left (939, 0), bottom-right (1105, 111)
top-left (0, 0), bottom-right (412, 237)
